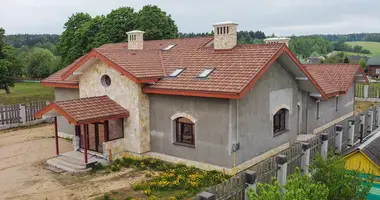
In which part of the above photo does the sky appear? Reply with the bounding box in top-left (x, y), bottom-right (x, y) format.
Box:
top-left (0, 0), bottom-right (380, 36)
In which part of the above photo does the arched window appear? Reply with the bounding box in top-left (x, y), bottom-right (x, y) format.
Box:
top-left (273, 108), bottom-right (288, 136)
top-left (175, 117), bottom-right (195, 146)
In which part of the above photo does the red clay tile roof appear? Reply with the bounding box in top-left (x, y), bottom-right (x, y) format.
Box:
top-left (41, 57), bottom-right (82, 88)
top-left (35, 96), bottom-right (129, 125)
top-left (43, 36), bottom-right (367, 99)
top-left (147, 43), bottom-right (283, 94)
top-left (304, 64), bottom-right (365, 96)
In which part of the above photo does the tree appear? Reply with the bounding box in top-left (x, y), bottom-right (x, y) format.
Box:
top-left (56, 12), bottom-right (92, 66)
top-left (344, 56), bottom-right (350, 63)
top-left (74, 15), bottom-right (105, 54)
top-left (0, 46), bottom-right (24, 94)
top-left (135, 5), bottom-right (178, 40)
top-left (247, 168), bottom-right (329, 200)
top-left (0, 28), bottom-right (5, 59)
top-left (94, 7), bottom-right (135, 45)
top-left (22, 48), bottom-right (61, 78)
top-left (311, 154), bottom-right (374, 200)
top-left (359, 58), bottom-right (367, 72)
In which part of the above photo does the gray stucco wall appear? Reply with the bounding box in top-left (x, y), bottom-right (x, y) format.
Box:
top-left (306, 83), bottom-right (354, 133)
top-left (149, 95), bottom-right (232, 167)
top-left (149, 61), bottom-right (304, 168)
top-left (55, 88), bottom-right (80, 135)
top-left (235, 62), bottom-right (302, 165)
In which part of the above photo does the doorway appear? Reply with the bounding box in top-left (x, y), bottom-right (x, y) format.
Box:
top-left (77, 122), bottom-right (106, 153)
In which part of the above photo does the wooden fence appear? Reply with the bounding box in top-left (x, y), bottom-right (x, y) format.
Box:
top-left (196, 105), bottom-right (379, 200)
top-left (356, 83), bottom-right (380, 99)
top-left (0, 101), bottom-right (48, 129)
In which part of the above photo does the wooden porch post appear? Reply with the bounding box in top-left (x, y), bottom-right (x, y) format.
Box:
top-left (104, 120), bottom-right (108, 142)
top-left (54, 117), bottom-right (59, 155)
top-left (83, 124), bottom-right (88, 164)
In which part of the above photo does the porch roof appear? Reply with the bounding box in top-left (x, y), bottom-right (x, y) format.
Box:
top-left (35, 95), bottom-right (129, 125)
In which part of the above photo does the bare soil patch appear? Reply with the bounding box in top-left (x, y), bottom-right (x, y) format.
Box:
top-left (0, 124), bottom-right (145, 200)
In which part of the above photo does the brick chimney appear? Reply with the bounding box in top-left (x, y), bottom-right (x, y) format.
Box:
top-left (126, 30), bottom-right (144, 50)
top-left (213, 21), bottom-right (238, 50)
top-left (264, 37), bottom-right (291, 47)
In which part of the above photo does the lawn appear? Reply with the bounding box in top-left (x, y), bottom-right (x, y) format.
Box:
top-left (355, 101), bottom-right (376, 113)
top-left (346, 41), bottom-right (380, 56)
top-left (0, 82), bottom-right (54, 105)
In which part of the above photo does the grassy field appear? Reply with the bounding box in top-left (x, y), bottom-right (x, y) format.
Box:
top-left (0, 82), bottom-right (54, 105)
top-left (346, 41), bottom-right (380, 56)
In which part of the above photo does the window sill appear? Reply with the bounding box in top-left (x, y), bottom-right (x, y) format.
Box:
top-left (273, 129), bottom-right (289, 137)
top-left (173, 142), bottom-right (195, 148)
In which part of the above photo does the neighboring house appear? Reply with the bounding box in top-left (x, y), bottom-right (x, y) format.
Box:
top-left (367, 55), bottom-right (380, 78)
top-left (344, 131), bottom-right (380, 177)
top-left (307, 57), bottom-right (320, 64)
top-left (348, 55), bottom-right (369, 64)
top-left (35, 21), bottom-right (368, 172)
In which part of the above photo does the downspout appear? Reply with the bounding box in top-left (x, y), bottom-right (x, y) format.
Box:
top-left (233, 99), bottom-right (239, 175)
top-left (306, 92), bottom-right (309, 133)
top-left (236, 99), bottom-right (239, 143)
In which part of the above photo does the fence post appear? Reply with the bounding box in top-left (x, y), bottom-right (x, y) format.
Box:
top-left (245, 170), bottom-right (257, 199)
top-left (197, 192), bottom-right (215, 200)
top-left (19, 104), bottom-right (26, 125)
top-left (364, 85), bottom-right (369, 98)
top-left (277, 154), bottom-right (287, 191)
top-left (369, 109), bottom-right (374, 132)
top-left (335, 125), bottom-right (343, 154)
top-left (301, 142), bottom-right (311, 175)
top-left (348, 120), bottom-right (355, 146)
top-left (360, 114), bottom-right (365, 143)
top-left (321, 133), bottom-right (329, 160)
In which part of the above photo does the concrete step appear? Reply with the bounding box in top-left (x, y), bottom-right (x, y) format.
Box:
top-left (46, 157), bottom-right (92, 173)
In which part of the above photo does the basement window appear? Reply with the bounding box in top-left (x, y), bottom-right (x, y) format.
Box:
top-left (169, 68), bottom-right (184, 77)
top-left (197, 68), bottom-right (214, 78)
top-left (163, 44), bottom-right (176, 51)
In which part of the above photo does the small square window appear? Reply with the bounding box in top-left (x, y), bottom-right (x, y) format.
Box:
top-left (197, 68), bottom-right (214, 78)
top-left (169, 68), bottom-right (184, 77)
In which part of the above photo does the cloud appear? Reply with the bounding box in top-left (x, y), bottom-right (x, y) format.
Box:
top-left (0, 0), bottom-right (379, 35)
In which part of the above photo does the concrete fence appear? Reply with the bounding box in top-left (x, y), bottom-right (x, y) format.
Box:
top-left (0, 101), bottom-right (49, 130)
top-left (195, 104), bottom-right (380, 200)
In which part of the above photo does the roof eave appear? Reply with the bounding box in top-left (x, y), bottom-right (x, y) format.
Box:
top-left (142, 87), bottom-right (240, 99)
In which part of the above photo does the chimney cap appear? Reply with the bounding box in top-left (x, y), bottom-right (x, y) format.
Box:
top-left (213, 21), bottom-right (238, 26)
top-left (126, 30), bottom-right (145, 34)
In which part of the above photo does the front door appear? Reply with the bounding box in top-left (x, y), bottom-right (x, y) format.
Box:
top-left (78, 123), bottom-right (105, 153)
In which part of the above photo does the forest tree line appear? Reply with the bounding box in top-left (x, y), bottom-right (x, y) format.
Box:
top-left (1, 4), bottom-right (378, 91)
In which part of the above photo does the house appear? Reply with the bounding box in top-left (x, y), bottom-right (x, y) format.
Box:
top-left (344, 131), bottom-right (380, 177)
top-left (35, 21), bottom-right (368, 173)
top-left (367, 55), bottom-right (380, 78)
top-left (348, 55), bottom-right (369, 64)
top-left (307, 57), bottom-right (320, 64)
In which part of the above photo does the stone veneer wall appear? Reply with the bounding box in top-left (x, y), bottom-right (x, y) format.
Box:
top-left (79, 61), bottom-right (150, 154)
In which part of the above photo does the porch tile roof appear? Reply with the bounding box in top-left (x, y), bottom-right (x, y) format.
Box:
top-left (35, 96), bottom-right (129, 125)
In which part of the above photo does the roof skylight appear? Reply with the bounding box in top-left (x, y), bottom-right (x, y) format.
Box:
top-left (197, 68), bottom-right (214, 78)
top-left (163, 44), bottom-right (176, 51)
top-left (169, 68), bottom-right (184, 77)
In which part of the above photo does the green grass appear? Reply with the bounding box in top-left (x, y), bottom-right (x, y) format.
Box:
top-left (346, 41), bottom-right (380, 56)
top-left (0, 82), bottom-right (54, 105)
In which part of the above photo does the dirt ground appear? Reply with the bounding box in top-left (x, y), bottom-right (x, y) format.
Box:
top-left (0, 124), bottom-right (145, 200)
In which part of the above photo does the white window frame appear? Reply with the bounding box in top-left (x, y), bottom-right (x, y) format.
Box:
top-left (197, 68), bottom-right (214, 78)
top-left (169, 68), bottom-right (184, 77)
top-left (376, 69), bottom-right (380, 74)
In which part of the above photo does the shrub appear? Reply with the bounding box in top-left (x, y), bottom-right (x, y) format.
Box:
top-left (145, 171), bottom-right (152, 177)
top-left (144, 189), bottom-right (152, 196)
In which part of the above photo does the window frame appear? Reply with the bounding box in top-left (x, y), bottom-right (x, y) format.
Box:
top-left (197, 68), bottom-right (215, 78)
top-left (316, 100), bottom-right (320, 120)
top-left (273, 108), bottom-right (288, 136)
top-left (107, 119), bottom-right (124, 141)
top-left (168, 68), bottom-right (184, 77)
top-left (335, 96), bottom-right (339, 111)
top-left (174, 117), bottom-right (195, 147)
